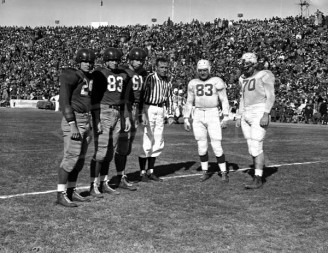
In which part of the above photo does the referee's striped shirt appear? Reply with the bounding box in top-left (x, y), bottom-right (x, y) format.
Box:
top-left (143, 72), bottom-right (172, 106)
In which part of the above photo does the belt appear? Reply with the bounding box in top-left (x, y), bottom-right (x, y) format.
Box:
top-left (145, 102), bottom-right (164, 107)
top-left (107, 104), bottom-right (121, 110)
top-left (75, 112), bottom-right (91, 117)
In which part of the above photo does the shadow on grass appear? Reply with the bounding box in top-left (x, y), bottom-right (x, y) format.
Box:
top-left (243, 165), bottom-right (279, 185)
top-left (126, 161), bottom-right (197, 181)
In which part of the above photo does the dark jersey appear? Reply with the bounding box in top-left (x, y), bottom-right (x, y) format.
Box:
top-left (59, 67), bottom-right (93, 123)
top-left (91, 67), bottom-right (131, 118)
top-left (123, 67), bottom-right (148, 104)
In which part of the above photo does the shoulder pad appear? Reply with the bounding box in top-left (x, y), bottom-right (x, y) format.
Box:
top-left (123, 68), bottom-right (135, 78)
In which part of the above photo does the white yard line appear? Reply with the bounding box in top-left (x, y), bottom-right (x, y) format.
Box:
top-left (0, 160), bottom-right (327, 199)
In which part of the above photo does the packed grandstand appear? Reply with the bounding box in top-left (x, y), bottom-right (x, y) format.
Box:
top-left (0, 14), bottom-right (327, 124)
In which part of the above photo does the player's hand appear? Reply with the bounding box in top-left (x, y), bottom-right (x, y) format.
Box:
top-left (260, 112), bottom-right (270, 127)
top-left (70, 123), bottom-right (82, 141)
top-left (134, 113), bottom-right (139, 128)
top-left (124, 117), bottom-right (131, 132)
top-left (184, 118), bottom-right (191, 132)
top-left (97, 122), bottom-right (103, 135)
top-left (221, 120), bottom-right (228, 129)
top-left (235, 118), bottom-right (241, 128)
top-left (141, 113), bottom-right (148, 126)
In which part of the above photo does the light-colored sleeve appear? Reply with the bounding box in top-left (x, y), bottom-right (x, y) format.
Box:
top-left (262, 71), bottom-right (275, 113)
top-left (183, 81), bottom-right (195, 119)
top-left (217, 80), bottom-right (229, 117)
top-left (236, 78), bottom-right (243, 119)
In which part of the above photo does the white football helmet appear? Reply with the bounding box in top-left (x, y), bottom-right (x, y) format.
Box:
top-left (241, 53), bottom-right (257, 63)
top-left (197, 59), bottom-right (211, 73)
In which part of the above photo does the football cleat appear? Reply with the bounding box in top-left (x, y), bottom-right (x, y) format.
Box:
top-left (71, 190), bottom-right (91, 202)
top-left (200, 171), bottom-right (212, 182)
top-left (140, 174), bottom-right (150, 183)
top-left (148, 173), bottom-right (163, 182)
top-left (100, 181), bottom-right (120, 195)
top-left (220, 171), bottom-right (229, 183)
top-left (89, 184), bottom-right (104, 198)
top-left (245, 176), bottom-right (263, 189)
top-left (56, 192), bottom-right (78, 207)
top-left (118, 176), bottom-right (138, 191)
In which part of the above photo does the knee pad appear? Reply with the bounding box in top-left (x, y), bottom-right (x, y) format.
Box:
top-left (197, 140), bottom-right (208, 156)
top-left (211, 140), bottom-right (223, 157)
top-left (247, 139), bottom-right (263, 157)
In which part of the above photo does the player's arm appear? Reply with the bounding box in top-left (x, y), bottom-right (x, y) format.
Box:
top-left (261, 72), bottom-right (276, 127)
top-left (59, 69), bottom-right (77, 124)
top-left (217, 80), bottom-right (229, 128)
top-left (122, 74), bottom-right (131, 132)
top-left (183, 81), bottom-right (194, 131)
top-left (235, 79), bottom-right (244, 128)
top-left (58, 69), bottom-right (83, 140)
top-left (91, 69), bottom-right (106, 134)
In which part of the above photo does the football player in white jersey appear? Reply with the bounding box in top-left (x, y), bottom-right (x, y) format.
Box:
top-left (236, 53), bottom-right (275, 189)
top-left (183, 60), bottom-right (230, 182)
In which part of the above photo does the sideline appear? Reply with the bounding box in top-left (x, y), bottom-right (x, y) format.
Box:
top-left (0, 160), bottom-right (327, 200)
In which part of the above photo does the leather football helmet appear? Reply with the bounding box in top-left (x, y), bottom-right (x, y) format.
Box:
top-left (103, 47), bottom-right (123, 62)
top-left (240, 52), bottom-right (258, 78)
top-left (128, 47), bottom-right (147, 61)
top-left (197, 59), bottom-right (211, 73)
top-left (75, 49), bottom-right (96, 63)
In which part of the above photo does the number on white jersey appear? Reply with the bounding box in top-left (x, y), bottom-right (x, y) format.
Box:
top-left (242, 78), bottom-right (256, 94)
top-left (196, 83), bottom-right (213, 96)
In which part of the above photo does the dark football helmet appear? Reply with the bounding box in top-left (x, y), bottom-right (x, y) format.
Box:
top-left (75, 49), bottom-right (96, 63)
top-left (128, 48), bottom-right (147, 61)
top-left (103, 47), bottom-right (122, 62)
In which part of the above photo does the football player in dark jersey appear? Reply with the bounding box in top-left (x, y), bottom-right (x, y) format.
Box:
top-left (56, 48), bottom-right (95, 207)
top-left (112, 47), bottom-right (148, 188)
top-left (89, 47), bottom-right (132, 197)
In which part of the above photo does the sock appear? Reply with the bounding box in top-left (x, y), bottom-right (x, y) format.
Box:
top-left (148, 157), bottom-right (156, 174)
top-left (201, 161), bottom-right (208, 171)
top-left (216, 155), bottom-right (226, 172)
top-left (255, 169), bottom-right (263, 177)
top-left (67, 181), bottom-right (76, 188)
top-left (57, 184), bottom-right (66, 192)
top-left (139, 157), bottom-right (147, 172)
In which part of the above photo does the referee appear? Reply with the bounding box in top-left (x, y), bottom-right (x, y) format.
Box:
top-left (138, 57), bottom-right (172, 182)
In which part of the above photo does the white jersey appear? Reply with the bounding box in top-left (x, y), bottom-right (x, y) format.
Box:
top-left (184, 77), bottom-right (229, 118)
top-left (239, 70), bottom-right (275, 113)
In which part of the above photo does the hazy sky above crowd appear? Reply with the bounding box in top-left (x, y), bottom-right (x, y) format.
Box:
top-left (0, 0), bottom-right (327, 27)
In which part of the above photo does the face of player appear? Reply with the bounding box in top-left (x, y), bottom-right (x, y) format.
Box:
top-left (156, 61), bottom-right (169, 78)
top-left (79, 61), bottom-right (94, 73)
top-left (130, 59), bottom-right (144, 70)
top-left (198, 68), bottom-right (210, 81)
top-left (240, 60), bottom-right (256, 78)
top-left (106, 60), bottom-right (119, 70)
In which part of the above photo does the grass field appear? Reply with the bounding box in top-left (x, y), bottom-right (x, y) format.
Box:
top-left (0, 108), bottom-right (328, 253)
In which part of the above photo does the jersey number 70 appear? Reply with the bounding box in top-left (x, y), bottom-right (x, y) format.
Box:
top-left (242, 79), bottom-right (256, 94)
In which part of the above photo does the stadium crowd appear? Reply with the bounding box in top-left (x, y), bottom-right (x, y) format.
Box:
top-left (0, 13), bottom-right (327, 124)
